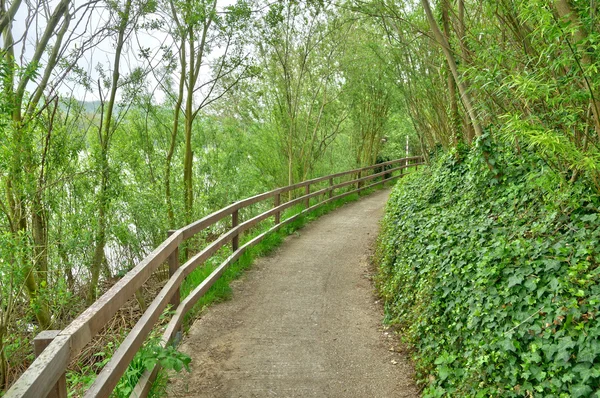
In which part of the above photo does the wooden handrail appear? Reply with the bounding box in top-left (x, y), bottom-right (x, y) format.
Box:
top-left (179, 156), bottom-right (422, 239)
top-left (5, 156), bottom-right (423, 398)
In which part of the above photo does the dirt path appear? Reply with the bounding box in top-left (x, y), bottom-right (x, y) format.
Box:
top-left (167, 189), bottom-right (419, 397)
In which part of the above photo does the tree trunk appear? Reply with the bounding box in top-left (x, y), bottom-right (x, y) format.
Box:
top-left (57, 239), bottom-right (75, 290)
top-left (89, 0), bottom-right (132, 303)
top-left (183, 28), bottom-right (195, 225)
top-left (7, 124), bottom-right (52, 329)
top-left (166, 38), bottom-right (186, 229)
top-left (32, 194), bottom-right (48, 286)
top-left (441, 0), bottom-right (462, 144)
top-left (89, 148), bottom-right (109, 303)
top-left (421, 0), bottom-right (483, 138)
top-left (0, 325), bottom-right (7, 390)
top-left (553, 0), bottom-right (600, 137)
top-left (287, 123), bottom-right (294, 200)
top-left (183, 112), bottom-right (193, 225)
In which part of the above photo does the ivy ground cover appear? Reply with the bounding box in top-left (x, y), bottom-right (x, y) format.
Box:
top-left (376, 145), bottom-right (600, 397)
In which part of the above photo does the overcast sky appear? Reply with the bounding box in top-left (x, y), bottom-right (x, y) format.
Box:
top-left (7, 0), bottom-right (238, 104)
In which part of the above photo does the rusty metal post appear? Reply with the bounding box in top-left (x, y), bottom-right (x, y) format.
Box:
top-left (304, 185), bottom-right (310, 208)
top-left (274, 193), bottom-right (281, 225)
top-left (232, 210), bottom-right (239, 252)
top-left (167, 230), bottom-right (180, 309)
top-left (329, 178), bottom-right (334, 199)
top-left (34, 331), bottom-right (67, 398)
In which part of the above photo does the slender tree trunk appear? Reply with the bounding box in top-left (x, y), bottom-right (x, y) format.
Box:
top-left (166, 38), bottom-right (186, 229)
top-left (441, 0), bottom-right (462, 144)
top-left (89, 154), bottom-right (108, 303)
top-left (3, 3), bottom-right (51, 328)
top-left (31, 195), bottom-right (48, 285)
top-left (170, 0), bottom-right (214, 227)
top-left (456, 0), bottom-right (476, 142)
top-left (287, 124), bottom-right (294, 200)
top-left (0, 325), bottom-right (7, 390)
top-left (183, 113), bottom-right (193, 224)
top-left (32, 102), bottom-right (56, 287)
top-left (421, 0), bottom-right (483, 138)
top-left (57, 239), bottom-right (74, 290)
top-left (553, 0), bottom-right (600, 137)
top-left (7, 118), bottom-right (52, 329)
top-left (287, 153), bottom-right (293, 200)
top-left (183, 28), bottom-right (195, 225)
top-left (89, 0), bottom-right (132, 303)
top-left (456, 0), bottom-right (471, 65)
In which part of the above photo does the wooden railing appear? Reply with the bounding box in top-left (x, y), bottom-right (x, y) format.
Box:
top-left (6, 156), bottom-right (424, 398)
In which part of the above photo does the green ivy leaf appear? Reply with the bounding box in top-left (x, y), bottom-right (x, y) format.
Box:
top-left (508, 274), bottom-right (524, 288)
top-left (438, 365), bottom-right (451, 381)
top-left (570, 384), bottom-right (593, 398)
top-left (500, 338), bottom-right (517, 352)
top-left (555, 337), bottom-right (575, 363)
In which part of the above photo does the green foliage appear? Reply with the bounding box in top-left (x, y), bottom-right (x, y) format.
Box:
top-left (112, 341), bottom-right (191, 398)
top-left (377, 144), bottom-right (600, 397)
top-left (65, 322), bottom-right (191, 398)
top-left (1, 0), bottom-right (418, 391)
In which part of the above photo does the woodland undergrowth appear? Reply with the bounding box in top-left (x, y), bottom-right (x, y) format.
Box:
top-left (377, 142), bottom-right (600, 397)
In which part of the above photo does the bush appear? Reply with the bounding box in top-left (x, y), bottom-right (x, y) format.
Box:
top-left (376, 142), bottom-right (600, 397)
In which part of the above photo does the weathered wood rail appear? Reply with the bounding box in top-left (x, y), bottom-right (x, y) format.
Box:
top-left (6, 156), bottom-right (423, 398)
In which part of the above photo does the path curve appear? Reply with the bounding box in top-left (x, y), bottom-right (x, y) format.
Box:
top-left (167, 189), bottom-right (419, 397)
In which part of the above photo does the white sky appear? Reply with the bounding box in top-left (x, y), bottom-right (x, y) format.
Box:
top-left (6, 0), bottom-right (237, 104)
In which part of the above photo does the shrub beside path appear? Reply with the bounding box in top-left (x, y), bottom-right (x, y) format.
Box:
top-left (167, 188), bottom-right (419, 397)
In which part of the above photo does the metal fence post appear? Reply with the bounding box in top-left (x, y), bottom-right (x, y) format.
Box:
top-left (33, 331), bottom-right (67, 398)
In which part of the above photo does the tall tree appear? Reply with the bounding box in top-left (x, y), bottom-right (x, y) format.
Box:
top-left (340, 20), bottom-right (395, 167)
top-left (165, 0), bottom-right (252, 225)
top-left (258, 1), bottom-right (349, 191)
top-left (420, 0), bottom-right (482, 139)
top-left (0, 0), bottom-right (102, 386)
top-left (0, 0), bottom-right (100, 327)
top-left (88, 0), bottom-right (151, 302)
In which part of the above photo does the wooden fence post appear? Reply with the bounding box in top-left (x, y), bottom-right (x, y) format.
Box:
top-left (232, 210), bottom-right (239, 252)
top-left (329, 178), bottom-right (334, 199)
top-left (33, 331), bottom-right (67, 398)
top-left (274, 193), bottom-right (281, 225)
top-left (304, 185), bottom-right (310, 208)
top-left (167, 230), bottom-right (180, 309)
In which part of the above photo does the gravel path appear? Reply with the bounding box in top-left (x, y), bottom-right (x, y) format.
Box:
top-left (167, 189), bottom-right (419, 398)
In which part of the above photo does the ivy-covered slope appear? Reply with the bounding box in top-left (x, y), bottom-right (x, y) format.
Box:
top-left (376, 144), bottom-right (600, 397)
